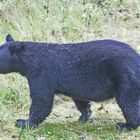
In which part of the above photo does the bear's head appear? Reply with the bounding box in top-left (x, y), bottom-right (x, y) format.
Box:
top-left (0, 34), bottom-right (25, 73)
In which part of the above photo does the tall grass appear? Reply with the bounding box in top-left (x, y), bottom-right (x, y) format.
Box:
top-left (0, 0), bottom-right (139, 44)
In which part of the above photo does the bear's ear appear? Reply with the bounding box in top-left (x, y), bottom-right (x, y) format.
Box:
top-left (6, 34), bottom-right (15, 42)
top-left (9, 43), bottom-right (25, 54)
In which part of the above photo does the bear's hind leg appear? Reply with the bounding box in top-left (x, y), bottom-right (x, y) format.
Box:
top-left (115, 92), bottom-right (140, 131)
top-left (73, 99), bottom-right (92, 122)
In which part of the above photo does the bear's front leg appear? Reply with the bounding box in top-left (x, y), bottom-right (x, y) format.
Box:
top-left (16, 119), bottom-right (30, 128)
top-left (16, 75), bottom-right (55, 129)
top-left (16, 94), bottom-right (54, 128)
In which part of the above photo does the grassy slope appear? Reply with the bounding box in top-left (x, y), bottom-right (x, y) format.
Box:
top-left (0, 0), bottom-right (140, 139)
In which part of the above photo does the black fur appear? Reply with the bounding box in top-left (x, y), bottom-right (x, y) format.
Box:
top-left (1, 34), bottom-right (140, 131)
top-left (6, 34), bottom-right (15, 42)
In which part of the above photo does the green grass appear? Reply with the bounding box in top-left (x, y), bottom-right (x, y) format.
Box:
top-left (0, 0), bottom-right (139, 44)
top-left (1, 0), bottom-right (140, 140)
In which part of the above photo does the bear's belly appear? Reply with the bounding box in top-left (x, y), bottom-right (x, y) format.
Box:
top-left (57, 73), bottom-right (114, 102)
top-left (58, 86), bottom-right (114, 102)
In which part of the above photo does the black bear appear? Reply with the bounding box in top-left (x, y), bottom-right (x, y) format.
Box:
top-left (1, 34), bottom-right (140, 131)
